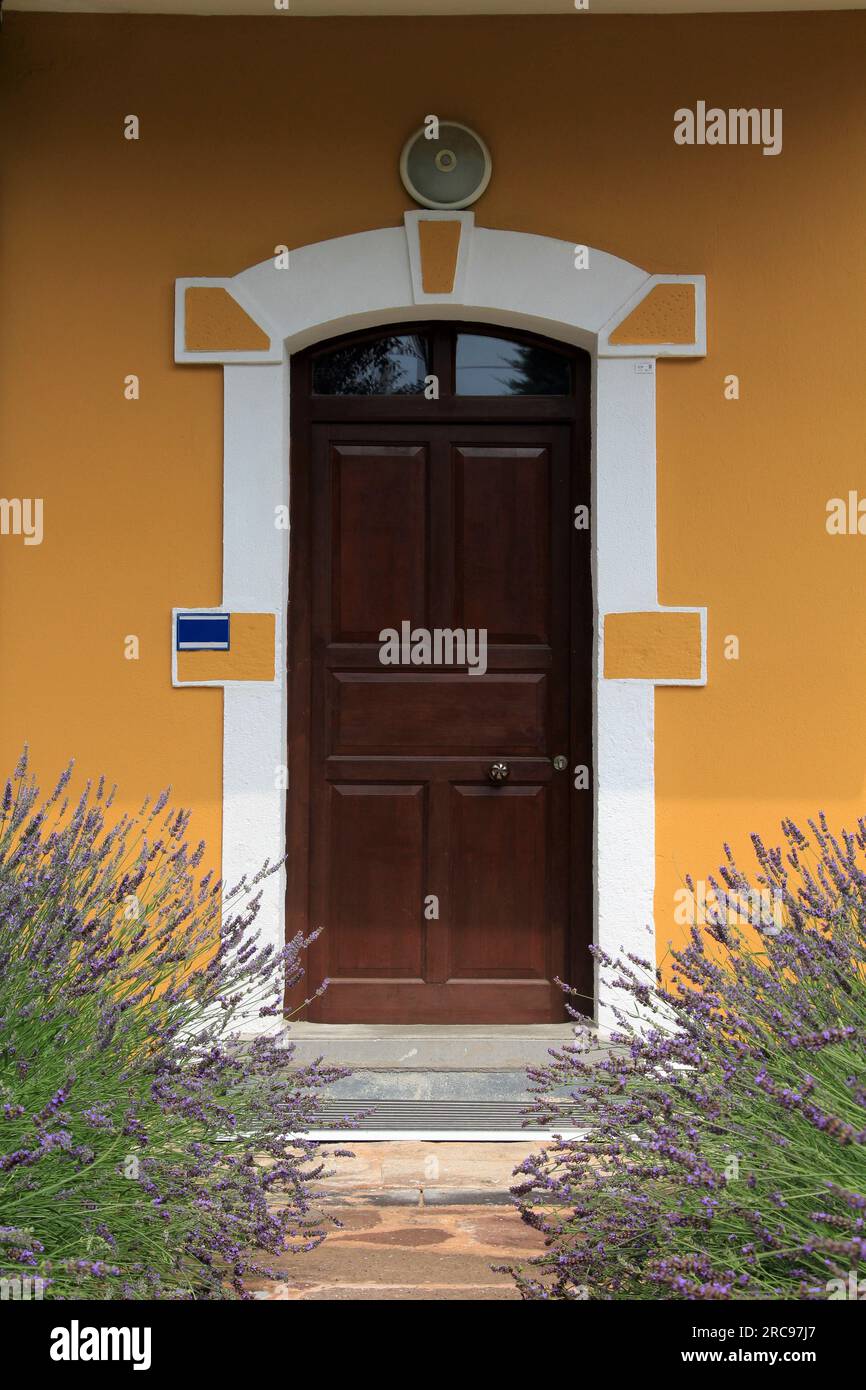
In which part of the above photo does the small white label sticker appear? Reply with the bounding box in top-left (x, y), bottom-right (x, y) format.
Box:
top-left (634, 361), bottom-right (654, 374)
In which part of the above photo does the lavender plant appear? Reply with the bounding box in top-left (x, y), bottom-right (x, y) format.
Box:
top-left (0, 750), bottom-right (347, 1300)
top-left (509, 815), bottom-right (866, 1300)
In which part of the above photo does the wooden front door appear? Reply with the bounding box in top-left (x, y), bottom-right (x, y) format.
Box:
top-left (287, 324), bottom-right (592, 1023)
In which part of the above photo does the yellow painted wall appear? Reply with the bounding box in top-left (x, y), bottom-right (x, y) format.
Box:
top-left (1, 12), bottom-right (865, 951)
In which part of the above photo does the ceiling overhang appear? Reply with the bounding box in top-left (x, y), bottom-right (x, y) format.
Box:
top-left (6, 1), bottom-right (866, 16)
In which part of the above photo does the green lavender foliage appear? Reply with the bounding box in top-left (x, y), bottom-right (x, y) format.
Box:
top-left (0, 751), bottom-right (347, 1300)
top-left (509, 816), bottom-right (866, 1300)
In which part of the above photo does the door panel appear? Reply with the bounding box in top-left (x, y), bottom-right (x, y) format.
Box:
top-left (448, 783), bottom-right (548, 978)
top-left (330, 444), bottom-right (429, 641)
top-left (288, 326), bottom-right (592, 1024)
top-left (455, 445), bottom-right (551, 643)
top-left (325, 783), bottom-right (426, 977)
top-left (329, 672), bottom-right (548, 755)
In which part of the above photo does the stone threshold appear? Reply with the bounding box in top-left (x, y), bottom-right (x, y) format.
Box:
top-left (281, 1021), bottom-right (605, 1071)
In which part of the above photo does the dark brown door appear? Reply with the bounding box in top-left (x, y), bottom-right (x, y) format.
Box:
top-left (287, 325), bottom-right (592, 1023)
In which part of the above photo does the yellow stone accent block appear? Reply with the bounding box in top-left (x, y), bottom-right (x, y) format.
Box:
top-left (185, 287), bottom-right (270, 352)
top-left (609, 283), bottom-right (696, 346)
top-left (418, 220), bottom-right (462, 294)
top-left (177, 613), bottom-right (275, 683)
top-left (604, 611), bottom-right (702, 681)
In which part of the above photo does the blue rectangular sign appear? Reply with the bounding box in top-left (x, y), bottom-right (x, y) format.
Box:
top-left (176, 612), bottom-right (230, 651)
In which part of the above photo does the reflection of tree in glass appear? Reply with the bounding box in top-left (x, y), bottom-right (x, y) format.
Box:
top-left (313, 335), bottom-right (428, 395)
top-left (500, 344), bottom-right (571, 395)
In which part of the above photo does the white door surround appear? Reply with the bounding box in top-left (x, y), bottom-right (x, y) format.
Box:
top-left (173, 212), bottom-right (707, 1033)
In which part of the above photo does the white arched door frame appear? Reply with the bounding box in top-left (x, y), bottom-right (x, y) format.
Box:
top-left (174, 211), bottom-right (707, 1032)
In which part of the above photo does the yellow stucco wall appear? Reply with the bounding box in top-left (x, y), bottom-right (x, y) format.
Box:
top-left (1, 11), bottom-right (865, 954)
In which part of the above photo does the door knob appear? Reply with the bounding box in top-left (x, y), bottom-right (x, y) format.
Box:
top-left (487, 761), bottom-right (510, 785)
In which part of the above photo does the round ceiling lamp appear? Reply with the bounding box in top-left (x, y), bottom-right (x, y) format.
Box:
top-left (400, 121), bottom-right (492, 211)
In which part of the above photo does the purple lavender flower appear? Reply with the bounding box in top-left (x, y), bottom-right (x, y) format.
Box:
top-left (507, 813), bottom-right (866, 1301)
top-left (0, 750), bottom-right (349, 1300)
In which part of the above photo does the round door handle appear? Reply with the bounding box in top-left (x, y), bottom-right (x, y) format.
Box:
top-left (487, 761), bottom-right (510, 785)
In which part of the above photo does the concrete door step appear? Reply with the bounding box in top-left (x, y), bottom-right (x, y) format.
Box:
top-left (283, 1026), bottom-right (607, 1138)
top-left (326, 1068), bottom-right (536, 1101)
top-left (282, 1021), bottom-right (603, 1070)
top-left (299, 1070), bottom-right (590, 1140)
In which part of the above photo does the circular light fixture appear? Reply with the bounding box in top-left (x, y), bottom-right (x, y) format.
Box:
top-left (400, 121), bottom-right (492, 211)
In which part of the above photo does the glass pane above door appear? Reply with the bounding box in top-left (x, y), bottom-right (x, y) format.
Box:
top-left (312, 334), bottom-right (430, 395)
top-left (455, 333), bottom-right (572, 396)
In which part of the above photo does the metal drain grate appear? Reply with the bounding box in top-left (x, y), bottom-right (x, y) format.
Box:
top-left (303, 1099), bottom-right (589, 1134)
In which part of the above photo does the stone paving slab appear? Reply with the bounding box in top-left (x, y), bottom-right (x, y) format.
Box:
top-left (315, 1138), bottom-right (540, 1195)
top-left (248, 1141), bottom-right (548, 1301)
top-left (248, 1202), bottom-right (545, 1301)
